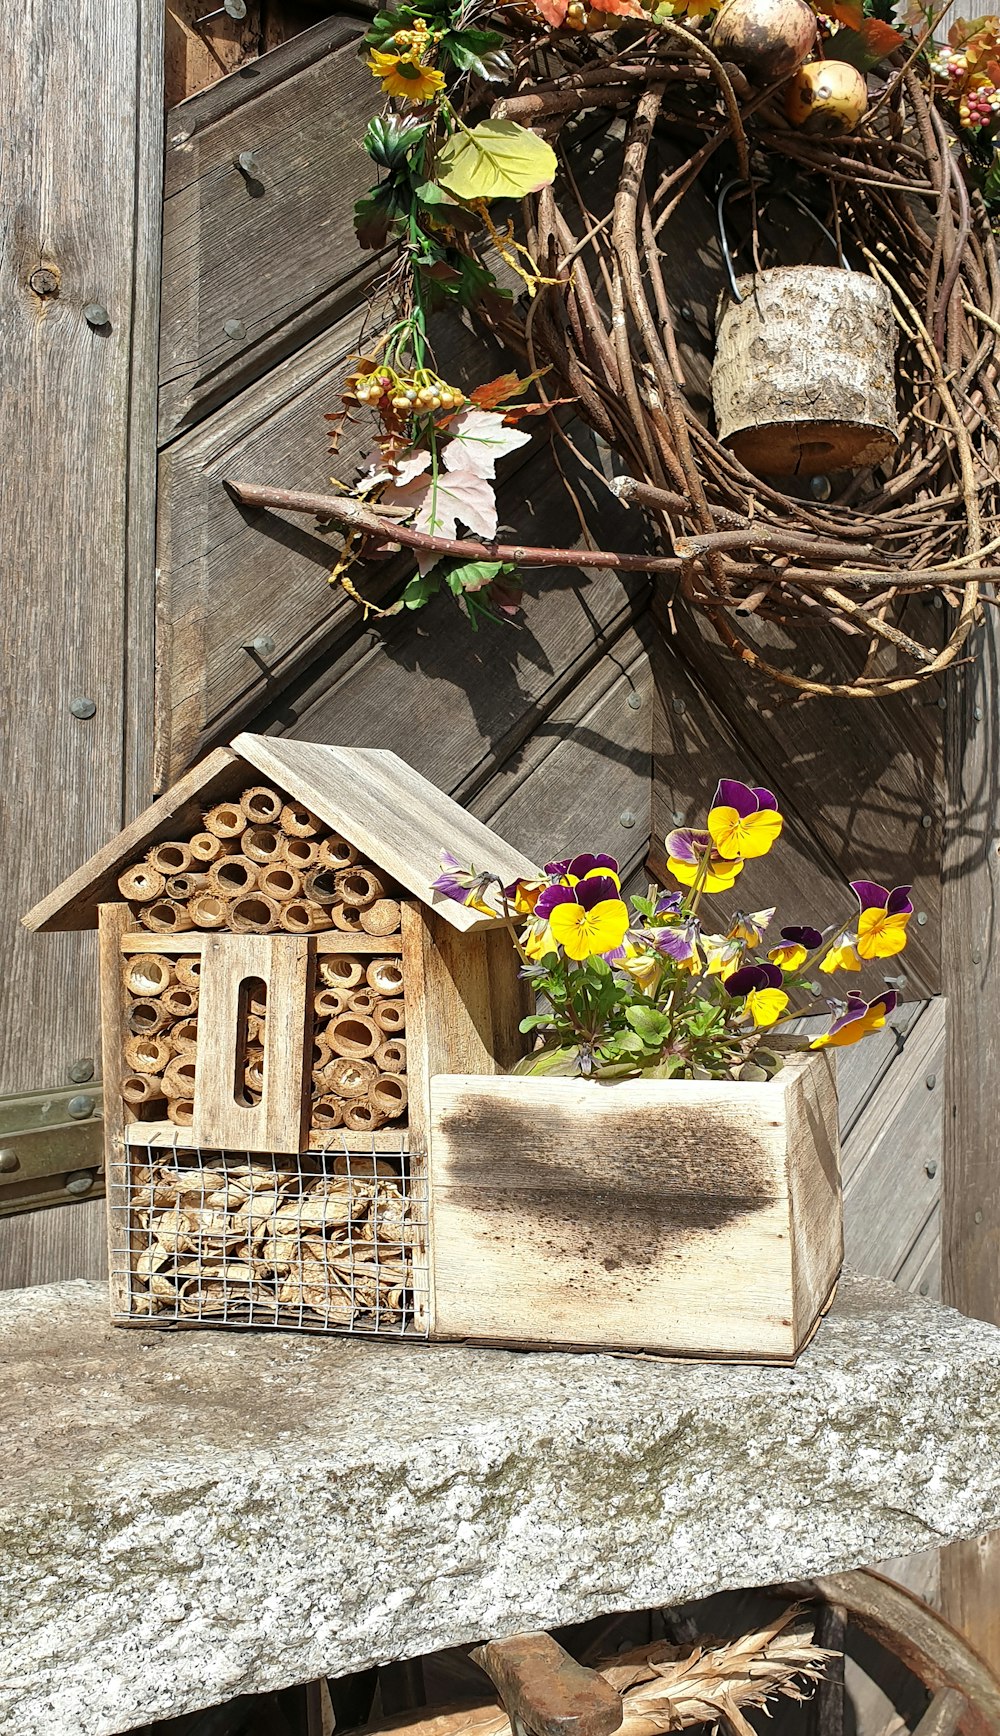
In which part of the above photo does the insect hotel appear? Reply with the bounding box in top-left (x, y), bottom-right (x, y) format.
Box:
top-left (23, 733), bottom-right (535, 1338)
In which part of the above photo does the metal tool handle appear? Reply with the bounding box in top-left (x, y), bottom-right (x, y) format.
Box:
top-left (717, 177), bottom-right (851, 303)
top-left (471, 1633), bottom-right (624, 1736)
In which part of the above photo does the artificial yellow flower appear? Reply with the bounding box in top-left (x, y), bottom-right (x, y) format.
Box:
top-left (367, 47), bottom-right (445, 102)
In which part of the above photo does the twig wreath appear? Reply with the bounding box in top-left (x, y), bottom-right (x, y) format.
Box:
top-left (228, 2), bottom-right (1000, 698)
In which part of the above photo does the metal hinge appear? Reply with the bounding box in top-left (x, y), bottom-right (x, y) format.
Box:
top-left (0, 1086), bottom-right (104, 1217)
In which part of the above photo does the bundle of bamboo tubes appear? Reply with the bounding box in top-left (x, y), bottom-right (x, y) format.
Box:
top-left (117, 785), bottom-right (402, 936)
top-left (127, 1150), bottom-right (416, 1325)
top-left (121, 952), bottom-right (203, 1127)
top-left (310, 953), bottom-right (407, 1132)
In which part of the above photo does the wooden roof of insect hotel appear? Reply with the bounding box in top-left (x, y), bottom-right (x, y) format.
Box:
top-left (23, 733), bottom-right (538, 936)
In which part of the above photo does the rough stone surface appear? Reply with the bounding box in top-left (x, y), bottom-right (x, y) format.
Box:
top-left (4, 1276), bottom-right (1000, 1736)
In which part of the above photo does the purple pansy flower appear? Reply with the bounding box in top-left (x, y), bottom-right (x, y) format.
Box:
top-left (655, 890), bottom-right (684, 917)
top-left (655, 920), bottom-right (702, 966)
top-left (723, 961), bottom-right (784, 997)
top-left (850, 881), bottom-right (914, 917)
top-left (811, 989), bottom-right (898, 1049)
top-left (712, 778), bottom-right (779, 816)
top-left (566, 852), bottom-right (619, 880)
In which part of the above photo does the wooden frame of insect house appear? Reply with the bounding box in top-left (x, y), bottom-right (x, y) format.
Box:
top-left (23, 733), bottom-right (535, 1339)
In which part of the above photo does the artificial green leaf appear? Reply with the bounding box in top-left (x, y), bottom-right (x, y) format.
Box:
top-left (364, 115), bottom-right (428, 170)
top-left (444, 28), bottom-right (512, 80)
top-left (443, 559), bottom-right (506, 595)
top-left (364, 7), bottom-right (423, 48)
top-left (434, 120), bottom-right (557, 203)
top-left (354, 183), bottom-right (402, 251)
top-left (398, 570), bottom-right (444, 610)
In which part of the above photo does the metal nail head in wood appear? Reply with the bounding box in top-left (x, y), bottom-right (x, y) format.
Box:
top-left (195, 0), bottom-right (246, 21)
top-left (83, 304), bottom-right (109, 329)
top-left (69, 697), bottom-right (96, 719)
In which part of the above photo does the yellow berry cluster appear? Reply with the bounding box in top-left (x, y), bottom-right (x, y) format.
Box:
top-left (352, 366), bottom-right (466, 415)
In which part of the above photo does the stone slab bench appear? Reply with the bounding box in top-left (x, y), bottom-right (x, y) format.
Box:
top-left (5, 1274), bottom-right (1000, 1736)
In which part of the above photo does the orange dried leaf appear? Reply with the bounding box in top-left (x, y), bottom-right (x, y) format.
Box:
top-left (824, 0), bottom-right (864, 30)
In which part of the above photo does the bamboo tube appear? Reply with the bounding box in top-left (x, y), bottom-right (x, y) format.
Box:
top-left (117, 863), bottom-right (166, 903)
top-left (174, 956), bottom-right (201, 990)
top-left (280, 801), bottom-right (321, 838)
top-left (303, 867), bottom-right (340, 905)
top-left (278, 900), bottom-right (333, 932)
top-left (126, 999), bottom-right (172, 1036)
top-left (246, 984), bottom-right (267, 1017)
top-left (317, 835), bottom-right (357, 869)
top-left (331, 903), bottom-right (364, 934)
top-left (348, 987), bottom-right (378, 1015)
top-left (318, 955), bottom-right (363, 990)
top-left (312, 1096), bottom-right (345, 1130)
top-left (166, 872), bottom-right (210, 900)
top-left (168, 1098), bottom-right (195, 1127)
top-left (327, 1014), bottom-right (380, 1059)
top-left (360, 898), bottom-right (401, 936)
top-left (162, 986), bottom-right (199, 1018)
top-left (370, 1075), bottom-right (407, 1120)
top-left (188, 892), bottom-right (229, 929)
top-left (248, 1014), bottom-right (266, 1044)
top-left (209, 854), bottom-right (259, 896)
top-left (258, 864), bottom-right (302, 902)
top-left (282, 837), bottom-right (318, 869)
top-left (313, 1035), bottom-right (334, 1073)
top-left (189, 831), bottom-right (231, 863)
top-left (124, 1035), bottom-right (173, 1075)
top-left (335, 866), bottom-right (385, 908)
top-left (343, 1099), bottom-right (385, 1132)
top-left (244, 1050), bottom-right (266, 1094)
top-left (122, 954), bottom-right (174, 997)
top-left (243, 825), bottom-right (283, 864)
top-left (163, 1057), bottom-right (198, 1100)
top-left (203, 801), bottom-right (245, 839)
top-left (170, 1018), bottom-right (199, 1053)
top-left (229, 894), bottom-right (279, 933)
top-left (374, 999), bottom-right (406, 1035)
top-left (366, 958), bottom-right (404, 996)
top-left (148, 841), bottom-right (193, 876)
top-left (374, 1038), bottom-right (406, 1075)
top-left (323, 1056), bottom-right (376, 1098)
top-left (240, 785), bottom-right (283, 825)
top-left (120, 1073), bottom-right (166, 1106)
top-left (315, 986), bottom-right (350, 1017)
top-left (140, 900), bottom-right (194, 934)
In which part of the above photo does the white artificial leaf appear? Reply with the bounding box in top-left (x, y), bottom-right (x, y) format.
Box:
top-left (385, 465), bottom-right (499, 574)
top-left (442, 409), bottom-right (532, 480)
top-left (356, 445), bottom-right (432, 496)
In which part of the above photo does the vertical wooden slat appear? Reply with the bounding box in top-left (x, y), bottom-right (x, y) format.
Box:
top-left (98, 903), bottom-right (135, 1316)
top-left (0, 0), bottom-right (163, 1281)
top-left (940, 619), bottom-right (1000, 1659)
top-left (194, 933), bottom-right (312, 1153)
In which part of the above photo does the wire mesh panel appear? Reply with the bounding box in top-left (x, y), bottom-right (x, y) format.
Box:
top-left (110, 1134), bottom-right (428, 1335)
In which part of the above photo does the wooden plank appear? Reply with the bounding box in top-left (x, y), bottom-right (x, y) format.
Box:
top-left (667, 600), bottom-right (942, 996)
top-left (233, 733), bottom-right (540, 933)
top-left (427, 1061), bottom-right (838, 1360)
top-left (100, 903), bottom-right (135, 1316)
top-left (192, 933), bottom-right (311, 1152)
top-left (784, 1052), bottom-right (842, 1349)
top-left (159, 14), bottom-right (378, 437)
top-left (474, 628), bottom-right (653, 864)
top-left (840, 998), bottom-right (946, 1189)
top-left (125, 1122), bottom-right (410, 1154)
top-left (895, 1204), bottom-right (941, 1298)
top-left (0, 1198), bottom-right (107, 1292)
top-left (940, 614), bottom-right (1000, 1660)
top-left (120, 931), bottom-right (404, 955)
top-left (23, 747), bottom-right (239, 932)
top-left (164, 1), bottom-right (266, 110)
top-left (0, 0), bottom-right (163, 1108)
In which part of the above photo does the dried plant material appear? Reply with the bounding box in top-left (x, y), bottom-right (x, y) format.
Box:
top-left (315, 986), bottom-right (350, 1017)
top-left (374, 1000), bottom-right (406, 1035)
top-left (118, 863), bottom-right (166, 903)
top-left (280, 801), bottom-right (322, 838)
top-left (259, 864), bottom-right (303, 902)
top-left (361, 898), bottom-right (402, 936)
top-left (188, 892), bottom-right (229, 928)
top-left (170, 1017), bottom-right (199, 1053)
top-left (148, 841), bottom-right (193, 876)
top-left (241, 785), bottom-right (284, 825)
top-left (203, 802), bottom-right (245, 839)
top-left (328, 1014), bottom-right (381, 1058)
top-left (322, 1056), bottom-right (377, 1099)
top-left (336, 866), bottom-right (386, 908)
top-left (344, 1099), bottom-right (385, 1132)
top-left (189, 831), bottom-right (228, 863)
top-left (319, 956), bottom-right (364, 990)
top-left (166, 872), bottom-right (210, 899)
top-left (174, 955), bottom-right (201, 989)
top-left (168, 1098), bottom-right (196, 1126)
top-left (124, 1034), bottom-right (173, 1075)
top-left (162, 985), bottom-right (198, 1018)
top-left (230, 894), bottom-right (281, 933)
top-left (140, 900), bottom-right (193, 934)
top-left (375, 1038), bottom-right (406, 1074)
top-left (371, 1075), bottom-right (407, 1119)
top-left (163, 1056), bottom-right (198, 1100)
top-left (209, 854), bottom-right (259, 896)
top-left (279, 899), bottom-right (335, 933)
top-left (126, 998), bottom-right (172, 1036)
top-left (366, 958), bottom-right (404, 996)
top-left (317, 834), bottom-right (358, 869)
top-left (348, 987), bottom-right (379, 1015)
top-left (283, 837), bottom-right (319, 869)
top-left (243, 825), bottom-right (284, 863)
top-left (123, 954), bottom-right (174, 997)
top-left (121, 1073), bottom-right (166, 1106)
top-left (313, 1096), bottom-right (345, 1131)
top-left (304, 867), bottom-right (341, 905)
top-left (331, 903), bottom-right (365, 933)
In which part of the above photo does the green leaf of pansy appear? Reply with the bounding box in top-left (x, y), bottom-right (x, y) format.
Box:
top-left (434, 120), bottom-right (557, 203)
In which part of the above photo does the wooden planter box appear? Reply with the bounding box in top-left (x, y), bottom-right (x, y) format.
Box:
top-left (426, 1053), bottom-right (842, 1363)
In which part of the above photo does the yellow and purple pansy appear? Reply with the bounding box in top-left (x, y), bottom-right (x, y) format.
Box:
top-left (851, 880), bottom-right (913, 960)
top-left (811, 990), bottom-right (898, 1049)
top-left (768, 924), bottom-right (823, 973)
top-left (819, 933), bottom-right (862, 974)
top-left (654, 917), bottom-right (703, 973)
top-left (707, 779), bottom-right (784, 861)
top-left (432, 851), bottom-right (500, 917)
top-left (665, 827), bottom-right (745, 893)
top-left (539, 874), bottom-right (630, 961)
top-left (722, 961), bottom-right (790, 1028)
top-left (729, 908), bottom-right (776, 945)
